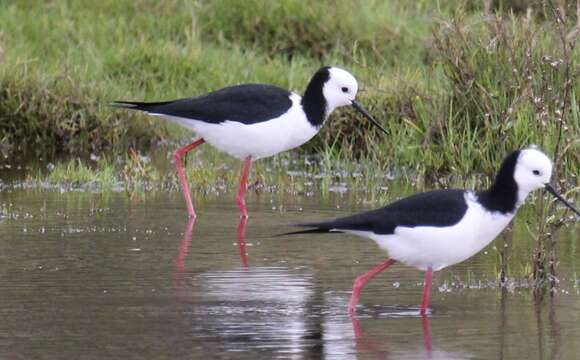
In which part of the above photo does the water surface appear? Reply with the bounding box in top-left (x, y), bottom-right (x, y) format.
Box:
top-left (0, 190), bottom-right (578, 359)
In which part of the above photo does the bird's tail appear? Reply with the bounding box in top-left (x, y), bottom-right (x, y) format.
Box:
top-left (278, 222), bottom-right (342, 236)
top-left (110, 100), bottom-right (173, 111)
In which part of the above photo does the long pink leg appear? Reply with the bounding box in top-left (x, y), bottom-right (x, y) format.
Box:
top-left (173, 138), bottom-right (205, 218)
top-left (420, 266), bottom-right (434, 315)
top-left (348, 258), bottom-right (396, 315)
top-left (236, 156), bottom-right (252, 218)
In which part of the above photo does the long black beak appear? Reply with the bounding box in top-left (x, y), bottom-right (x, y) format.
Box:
top-left (351, 100), bottom-right (388, 135)
top-left (544, 183), bottom-right (580, 217)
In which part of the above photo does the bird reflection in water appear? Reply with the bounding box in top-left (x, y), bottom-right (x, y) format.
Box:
top-left (174, 217), bottom-right (250, 271)
top-left (236, 216), bottom-right (249, 268)
top-left (350, 315), bottom-right (434, 359)
top-left (173, 217), bottom-right (250, 300)
top-left (173, 217), bottom-right (195, 301)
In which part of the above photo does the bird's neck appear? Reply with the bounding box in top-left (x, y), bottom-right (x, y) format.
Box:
top-left (301, 75), bottom-right (329, 128)
top-left (476, 152), bottom-right (521, 214)
top-left (477, 181), bottom-right (520, 214)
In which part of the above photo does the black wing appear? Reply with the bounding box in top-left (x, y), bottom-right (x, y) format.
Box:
top-left (286, 189), bottom-right (469, 236)
top-left (112, 84), bottom-right (293, 125)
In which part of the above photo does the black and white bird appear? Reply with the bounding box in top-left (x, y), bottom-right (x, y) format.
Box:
top-left (113, 66), bottom-right (386, 218)
top-left (285, 147), bottom-right (579, 315)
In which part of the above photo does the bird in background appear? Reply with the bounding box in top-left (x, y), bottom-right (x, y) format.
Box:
top-left (285, 147), bottom-right (579, 315)
top-left (113, 66), bottom-right (387, 218)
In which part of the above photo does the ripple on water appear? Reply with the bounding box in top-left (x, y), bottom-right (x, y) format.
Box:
top-left (0, 190), bottom-right (578, 360)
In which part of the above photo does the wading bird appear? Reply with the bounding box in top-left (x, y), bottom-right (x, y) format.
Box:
top-left (114, 67), bottom-right (386, 218)
top-left (285, 147), bottom-right (579, 315)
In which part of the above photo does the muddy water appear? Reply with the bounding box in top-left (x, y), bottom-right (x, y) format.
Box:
top-left (0, 189), bottom-right (578, 359)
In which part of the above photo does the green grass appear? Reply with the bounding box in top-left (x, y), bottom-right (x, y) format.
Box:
top-left (0, 0), bottom-right (578, 180)
top-left (195, 0), bottom-right (438, 64)
top-left (23, 145), bottom-right (396, 203)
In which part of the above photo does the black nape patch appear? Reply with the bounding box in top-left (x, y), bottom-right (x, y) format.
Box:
top-left (476, 150), bottom-right (520, 214)
top-left (301, 66), bottom-right (330, 127)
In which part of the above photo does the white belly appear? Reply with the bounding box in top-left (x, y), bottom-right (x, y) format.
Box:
top-left (351, 193), bottom-right (515, 271)
top-left (159, 94), bottom-right (319, 160)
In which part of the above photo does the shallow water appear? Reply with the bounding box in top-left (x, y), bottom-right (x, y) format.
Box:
top-left (0, 189), bottom-right (578, 359)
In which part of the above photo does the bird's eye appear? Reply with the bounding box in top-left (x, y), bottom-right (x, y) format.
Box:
top-left (341, 87), bottom-right (349, 93)
top-left (533, 170), bottom-right (541, 176)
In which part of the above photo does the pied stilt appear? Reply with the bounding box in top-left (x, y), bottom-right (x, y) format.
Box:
top-left (285, 147), bottom-right (579, 315)
top-left (113, 66), bottom-right (386, 218)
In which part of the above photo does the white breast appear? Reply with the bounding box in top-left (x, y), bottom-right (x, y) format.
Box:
top-left (352, 192), bottom-right (515, 271)
top-left (159, 93), bottom-right (319, 160)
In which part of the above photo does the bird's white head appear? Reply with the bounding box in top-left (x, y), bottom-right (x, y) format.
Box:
top-left (323, 67), bottom-right (359, 111)
top-left (302, 66), bottom-right (388, 133)
top-left (514, 146), bottom-right (553, 197)
top-left (512, 146), bottom-right (579, 216)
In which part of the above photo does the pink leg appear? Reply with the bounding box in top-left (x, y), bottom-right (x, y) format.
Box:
top-left (348, 258), bottom-right (396, 315)
top-left (237, 216), bottom-right (249, 268)
top-left (173, 138), bottom-right (205, 218)
top-left (236, 156), bottom-right (252, 218)
top-left (420, 266), bottom-right (434, 315)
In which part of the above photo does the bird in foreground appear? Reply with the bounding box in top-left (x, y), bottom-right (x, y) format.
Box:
top-left (285, 147), bottom-right (579, 315)
top-left (113, 66), bottom-right (387, 218)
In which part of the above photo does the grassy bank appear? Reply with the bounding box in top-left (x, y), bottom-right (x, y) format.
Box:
top-left (0, 0), bottom-right (578, 179)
